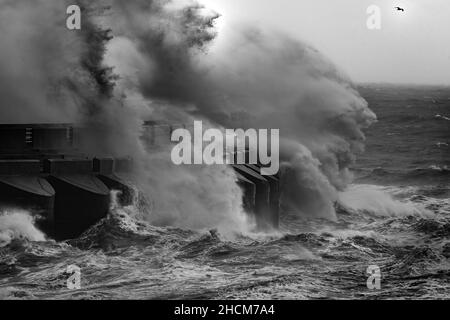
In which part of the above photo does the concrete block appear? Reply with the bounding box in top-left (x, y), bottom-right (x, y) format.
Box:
top-left (0, 160), bottom-right (41, 175)
top-left (44, 159), bottom-right (93, 175)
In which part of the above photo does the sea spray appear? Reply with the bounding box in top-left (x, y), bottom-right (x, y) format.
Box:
top-left (101, 4), bottom-right (376, 219)
top-left (0, 0), bottom-right (377, 230)
top-left (0, 209), bottom-right (46, 247)
top-left (338, 184), bottom-right (433, 217)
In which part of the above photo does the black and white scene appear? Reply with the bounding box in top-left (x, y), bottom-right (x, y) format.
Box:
top-left (0, 0), bottom-right (449, 303)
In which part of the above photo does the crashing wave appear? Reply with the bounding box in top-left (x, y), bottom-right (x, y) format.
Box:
top-left (0, 209), bottom-right (46, 247)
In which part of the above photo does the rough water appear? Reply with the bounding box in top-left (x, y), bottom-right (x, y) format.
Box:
top-left (0, 85), bottom-right (449, 300)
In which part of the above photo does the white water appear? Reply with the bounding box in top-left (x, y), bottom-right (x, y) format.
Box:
top-left (0, 209), bottom-right (46, 247)
top-left (338, 184), bottom-right (433, 217)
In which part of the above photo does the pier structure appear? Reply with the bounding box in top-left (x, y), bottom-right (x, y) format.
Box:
top-left (0, 123), bottom-right (280, 239)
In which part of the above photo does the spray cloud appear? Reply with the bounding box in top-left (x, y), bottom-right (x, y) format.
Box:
top-left (0, 0), bottom-right (376, 232)
top-left (100, 1), bottom-right (376, 220)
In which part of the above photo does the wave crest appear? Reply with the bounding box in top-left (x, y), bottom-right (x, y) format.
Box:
top-left (0, 209), bottom-right (46, 247)
top-left (337, 184), bottom-right (432, 217)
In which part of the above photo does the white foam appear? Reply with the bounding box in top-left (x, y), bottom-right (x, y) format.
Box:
top-left (338, 184), bottom-right (432, 217)
top-left (435, 114), bottom-right (450, 121)
top-left (0, 209), bottom-right (46, 247)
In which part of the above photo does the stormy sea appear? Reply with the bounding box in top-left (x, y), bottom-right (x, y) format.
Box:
top-left (0, 84), bottom-right (448, 300)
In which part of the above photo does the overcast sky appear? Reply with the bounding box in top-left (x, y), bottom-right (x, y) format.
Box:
top-left (201, 0), bottom-right (450, 85)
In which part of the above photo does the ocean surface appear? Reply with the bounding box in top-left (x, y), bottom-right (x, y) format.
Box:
top-left (0, 84), bottom-right (449, 300)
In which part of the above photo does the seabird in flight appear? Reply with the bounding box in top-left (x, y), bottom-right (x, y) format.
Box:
top-left (394, 6), bottom-right (405, 12)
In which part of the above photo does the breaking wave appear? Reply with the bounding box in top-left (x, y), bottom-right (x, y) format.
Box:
top-left (338, 184), bottom-right (433, 217)
top-left (0, 209), bottom-right (46, 247)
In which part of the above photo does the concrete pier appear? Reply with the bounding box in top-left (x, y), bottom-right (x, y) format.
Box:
top-left (44, 159), bottom-right (110, 240)
top-left (94, 157), bottom-right (136, 206)
top-left (0, 160), bottom-right (55, 233)
top-left (235, 171), bottom-right (256, 215)
top-left (246, 164), bottom-right (280, 228)
top-left (0, 123), bottom-right (73, 154)
top-left (0, 123), bottom-right (282, 240)
top-left (232, 164), bottom-right (273, 230)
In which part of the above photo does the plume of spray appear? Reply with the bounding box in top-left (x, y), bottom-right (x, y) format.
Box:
top-left (0, 0), bottom-right (80, 123)
top-left (0, 0), bottom-right (248, 235)
top-left (97, 0), bottom-right (251, 235)
top-left (0, 0), bottom-right (110, 123)
top-left (0, 0), bottom-right (376, 235)
top-left (0, 0), bottom-right (144, 157)
top-left (100, 1), bottom-right (376, 221)
top-left (0, 209), bottom-right (46, 247)
top-left (207, 31), bottom-right (376, 219)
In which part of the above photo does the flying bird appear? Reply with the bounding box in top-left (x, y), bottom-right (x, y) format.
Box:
top-left (394, 6), bottom-right (405, 12)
